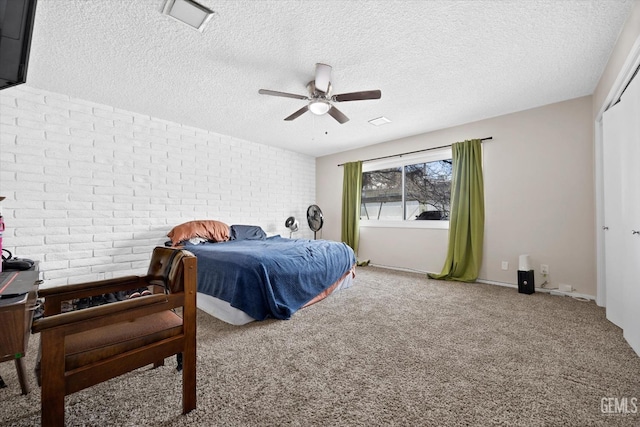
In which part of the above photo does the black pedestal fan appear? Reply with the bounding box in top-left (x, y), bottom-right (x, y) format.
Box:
top-left (306, 204), bottom-right (324, 239)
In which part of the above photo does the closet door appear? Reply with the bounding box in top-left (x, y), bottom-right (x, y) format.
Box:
top-left (602, 102), bottom-right (626, 329)
top-left (621, 73), bottom-right (640, 354)
top-left (603, 69), bottom-right (640, 355)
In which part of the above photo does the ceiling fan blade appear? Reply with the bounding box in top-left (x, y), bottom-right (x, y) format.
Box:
top-left (327, 106), bottom-right (349, 124)
top-left (314, 63), bottom-right (332, 94)
top-left (259, 89), bottom-right (309, 100)
top-left (284, 105), bottom-right (309, 121)
top-left (333, 90), bottom-right (382, 102)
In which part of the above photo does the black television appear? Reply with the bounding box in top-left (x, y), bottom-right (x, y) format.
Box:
top-left (0, 0), bottom-right (37, 91)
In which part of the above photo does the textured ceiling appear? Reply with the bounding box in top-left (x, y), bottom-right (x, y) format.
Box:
top-left (25, 0), bottom-right (634, 157)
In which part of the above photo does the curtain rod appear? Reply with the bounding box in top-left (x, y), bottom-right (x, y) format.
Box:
top-left (337, 137), bottom-right (492, 167)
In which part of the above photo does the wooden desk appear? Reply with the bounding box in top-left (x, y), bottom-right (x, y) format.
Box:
top-left (0, 269), bottom-right (40, 395)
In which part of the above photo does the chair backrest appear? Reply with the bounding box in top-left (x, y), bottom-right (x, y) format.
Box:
top-left (146, 247), bottom-right (194, 294)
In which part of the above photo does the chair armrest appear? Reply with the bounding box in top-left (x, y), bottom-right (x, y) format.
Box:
top-left (32, 294), bottom-right (171, 335)
top-left (38, 275), bottom-right (141, 299)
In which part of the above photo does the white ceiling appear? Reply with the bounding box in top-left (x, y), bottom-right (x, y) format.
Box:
top-left (25, 0), bottom-right (634, 157)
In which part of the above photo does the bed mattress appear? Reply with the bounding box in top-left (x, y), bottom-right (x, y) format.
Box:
top-left (186, 236), bottom-right (356, 323)
top-left (197, 266), bottom-right (355, 325)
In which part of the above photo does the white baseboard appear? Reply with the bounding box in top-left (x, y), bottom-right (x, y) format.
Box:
top-left (369, 263), bottom-right (431, 275)
top-left (477, 279), bottom-right (595, 301)
top-left (367, 264), bottom-right (596, 301)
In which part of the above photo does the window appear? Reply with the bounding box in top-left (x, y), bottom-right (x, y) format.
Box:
top-left (360, 148), bottom-right (452, 228)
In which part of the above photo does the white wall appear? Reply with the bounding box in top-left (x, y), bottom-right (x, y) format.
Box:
top-left (0, 85), bottom-right (316, 287)
top-left (317, 96), bottom-right (596, 296)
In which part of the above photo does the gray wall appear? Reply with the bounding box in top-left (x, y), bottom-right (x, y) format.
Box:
top-left (317, 96), bottom-right (596, 296)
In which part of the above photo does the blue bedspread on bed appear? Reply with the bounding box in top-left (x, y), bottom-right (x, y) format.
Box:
top-left (186, 236), bottom-right (356, 321)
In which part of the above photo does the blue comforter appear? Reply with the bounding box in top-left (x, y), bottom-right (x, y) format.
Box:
top-left (187, 236), bottom-right (356, 321)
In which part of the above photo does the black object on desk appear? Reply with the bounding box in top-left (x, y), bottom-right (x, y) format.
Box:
top-left (2, 248), bottom-right (36, 271)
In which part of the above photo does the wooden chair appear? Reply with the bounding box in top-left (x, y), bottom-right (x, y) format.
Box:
top-left (31, 247), bottom-right (197, 427)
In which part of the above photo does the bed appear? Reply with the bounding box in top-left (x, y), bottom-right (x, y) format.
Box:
top-left (168, 221), bottom-right (356, 325)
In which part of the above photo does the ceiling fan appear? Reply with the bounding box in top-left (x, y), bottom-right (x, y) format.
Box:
top-left (258, 63), bottom-right (381, 124)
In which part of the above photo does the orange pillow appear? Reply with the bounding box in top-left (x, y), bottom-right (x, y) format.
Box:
top-left (167, 220), bottom-right (230, 246)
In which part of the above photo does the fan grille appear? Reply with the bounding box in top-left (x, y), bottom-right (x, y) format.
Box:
top-left (306, 204), bottom-right (324, 237)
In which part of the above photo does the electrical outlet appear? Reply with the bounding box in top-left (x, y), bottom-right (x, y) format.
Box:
top-left (540, 264), bottom-right (549, 275)
top-left (501, 261), bottom-right (508, 270)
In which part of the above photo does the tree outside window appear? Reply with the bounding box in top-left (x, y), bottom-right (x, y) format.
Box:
top-left (361, 159), bottom-right (452, 221)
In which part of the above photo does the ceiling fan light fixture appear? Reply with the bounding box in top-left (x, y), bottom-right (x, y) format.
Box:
top-left (162, 0), bottom-right (214, 32)
top-left (308, 100), bottom-right (331, 115)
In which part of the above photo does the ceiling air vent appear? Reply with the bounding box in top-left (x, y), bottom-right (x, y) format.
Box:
top-left (162, 0), bottom-right (214, 32)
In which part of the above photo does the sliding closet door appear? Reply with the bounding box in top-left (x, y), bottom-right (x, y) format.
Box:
top-left (621, 73), bottom-right (640, 354)
top-left (602, 103), bottom-right (626, 329)
top-left (603, 69), bottom-right (640, 355)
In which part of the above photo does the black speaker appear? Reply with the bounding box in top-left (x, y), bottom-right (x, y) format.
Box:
top-left (518, 270), bottom-right (535, 294)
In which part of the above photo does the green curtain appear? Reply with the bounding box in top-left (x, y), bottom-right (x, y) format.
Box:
top-left (341, 161), bottom-right (362, 254)
top-left (429, 139), bottom-right (484, 282)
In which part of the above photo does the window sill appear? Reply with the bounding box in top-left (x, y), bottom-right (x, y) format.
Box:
top-left (359, 220), bottom-right (449, 230)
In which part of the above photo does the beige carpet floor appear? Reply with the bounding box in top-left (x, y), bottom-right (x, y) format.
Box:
top-left (1, 266), bottom-right (639, 426)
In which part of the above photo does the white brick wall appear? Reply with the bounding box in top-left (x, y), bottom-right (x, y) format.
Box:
top-left (0, 85), bottom-right (316, 287)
